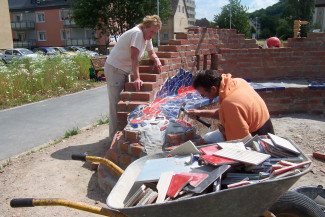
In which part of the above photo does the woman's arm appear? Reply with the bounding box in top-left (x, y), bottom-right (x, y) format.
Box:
top-left (131, 46), bottom-right (142, 91)
top-left (148, 49), bottom-right (162, 73)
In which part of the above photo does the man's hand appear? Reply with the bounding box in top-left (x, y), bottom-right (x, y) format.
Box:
top-left (133, 78), bottom-right (143, 92)
top-left (153, 58), bottom-right (162, 74)
top-left (187, 109), bottom-right (200, 119)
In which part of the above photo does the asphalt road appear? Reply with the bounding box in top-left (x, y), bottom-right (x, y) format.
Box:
top-left (0, 86), bottom-right (109, 161)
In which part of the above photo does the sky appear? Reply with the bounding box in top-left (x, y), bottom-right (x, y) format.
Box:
top-left (195, 0), bottom-right (279, 21)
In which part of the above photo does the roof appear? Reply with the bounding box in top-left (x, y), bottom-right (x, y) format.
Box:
top-left (172, 0), bottom-right (188, 17)
top-left (8, 0), bottom-right (71, 12)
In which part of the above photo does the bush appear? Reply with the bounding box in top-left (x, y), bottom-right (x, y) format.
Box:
top-left (0, 53), bottom-right (97, 110)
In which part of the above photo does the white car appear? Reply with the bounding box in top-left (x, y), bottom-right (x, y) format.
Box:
top-left (0, 48), bottom-right (38, 63)
top-left (65, 46), bottom-right (99, 57)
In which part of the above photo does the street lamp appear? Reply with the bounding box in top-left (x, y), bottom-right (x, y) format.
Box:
top-left (157, 0), bottom-right (160, 46)
top-left (229, 0), bottom-right (232, 29)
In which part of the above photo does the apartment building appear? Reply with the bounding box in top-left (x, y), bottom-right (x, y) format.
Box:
top-left (7, 0), bottom-right (191, 49)
top-left (8, 0), bottom-right (101, 50)
top-left (160, 0), bottom-right (189, 45)
top-left (0, 0), bottom-right (13, 49)
top-left (185, 0), bottom-right (196, 26)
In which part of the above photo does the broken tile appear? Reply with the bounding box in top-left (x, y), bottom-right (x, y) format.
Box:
top-left (166, 174), bottom-right (192, 198)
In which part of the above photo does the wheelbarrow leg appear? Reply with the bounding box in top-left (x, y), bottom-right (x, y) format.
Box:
top-left (10, 198), bottom-right (126, 217)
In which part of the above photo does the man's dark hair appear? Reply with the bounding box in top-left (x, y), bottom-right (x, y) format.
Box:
top-left (192, 70), bottom-right (222, 92)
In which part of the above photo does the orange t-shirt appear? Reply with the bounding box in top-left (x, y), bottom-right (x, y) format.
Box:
top-left (218, 74), bottom-right (270, 141)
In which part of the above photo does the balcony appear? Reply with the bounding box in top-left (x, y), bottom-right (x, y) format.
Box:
top-left (65, 38), bottom-right (97, 46)
top-left (11, 21), bottom-right (35, 30)
top-left (13, 40), bottom-right (37, 48)
top-left (63, 19), bottom-right (78, 27)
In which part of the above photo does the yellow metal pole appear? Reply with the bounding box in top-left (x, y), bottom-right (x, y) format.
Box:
top-left (85, 155), bottom-right (124, 178)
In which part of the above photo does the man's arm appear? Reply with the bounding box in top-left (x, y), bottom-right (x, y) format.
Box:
top-left (187, 108), bottom-right (219, 119)
top-left (148, 49), bottom-right (162, 73)
top-left (131, 46), bottom-right (142, 91)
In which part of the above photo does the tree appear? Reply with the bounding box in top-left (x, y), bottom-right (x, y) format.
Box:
top-left (195, 18), bottom-right (211, 27)
top-left (259, 15), bottom-right (278, 38)
top-left (283, 0), bottom-right (316, 37)
top-left (213, 0), bottom-right (250, 37)
top-left (72, 0), bottom-right (172, 48)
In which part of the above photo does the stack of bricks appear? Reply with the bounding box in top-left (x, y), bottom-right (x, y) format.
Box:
top-left (98, 27), bottom-right (325, 194)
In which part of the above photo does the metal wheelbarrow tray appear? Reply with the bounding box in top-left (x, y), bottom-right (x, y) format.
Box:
top-left (107, 137), bottom-right (312, 217)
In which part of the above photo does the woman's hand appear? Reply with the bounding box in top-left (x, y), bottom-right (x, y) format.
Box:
top-left (153, 57), bottom-right (162, 74)
top-left (133, 78), bottom-right (143, 91)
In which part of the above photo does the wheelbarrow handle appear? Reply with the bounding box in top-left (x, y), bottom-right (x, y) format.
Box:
top-left (71, 154), bottom-right (124, 178)
top-left (10, 198), bottom-right (126, 216)
top-left (11, 198), bottom-right (34, 207)
top-left (72, 154), bottom-right (87, 161)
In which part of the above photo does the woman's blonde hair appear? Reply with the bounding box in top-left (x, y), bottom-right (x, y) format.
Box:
top-left (138, 15), bottom-right (162, 29)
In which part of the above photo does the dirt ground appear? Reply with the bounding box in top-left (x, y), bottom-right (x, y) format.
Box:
top-left (1, 114), bottom-right (325, 217)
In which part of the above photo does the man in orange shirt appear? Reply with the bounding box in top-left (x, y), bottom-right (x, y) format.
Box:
top-left (187, 70), bottom-right (274, 142)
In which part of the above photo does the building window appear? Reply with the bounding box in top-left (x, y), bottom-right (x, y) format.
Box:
top-left (60, 9), bottom-right (71, 21)
top-left (163, 32), bottom-right (168, 39)
top-left (60, 29), bottom-right (70, 40)
top-left (178, 5), bottom-right (180, 12)
top-left (16, 32), bottom-right (26, 41)
top-left (14, 13), bottom-right (22, 22)
top-left (36, 12), bottom-right (45, 23)
top-left (182, 6), bottom-right (184, 13)
top-left (37, 31), bottom-right (46, 41)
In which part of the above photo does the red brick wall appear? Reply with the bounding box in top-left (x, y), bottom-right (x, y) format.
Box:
top-left (99, 27), bottom-right (325, 193)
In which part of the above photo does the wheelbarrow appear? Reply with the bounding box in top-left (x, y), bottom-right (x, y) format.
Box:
top-left (10, 138), bottom-right (313, 217)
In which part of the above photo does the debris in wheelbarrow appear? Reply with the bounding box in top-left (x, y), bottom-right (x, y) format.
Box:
top-left (118, 134), bottom-right (311, 209)
top-left (10, 134), bottom-right (313, 217)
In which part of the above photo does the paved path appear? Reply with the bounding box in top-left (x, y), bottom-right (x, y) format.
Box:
top-left (0, 86), bottom-right (109, 161)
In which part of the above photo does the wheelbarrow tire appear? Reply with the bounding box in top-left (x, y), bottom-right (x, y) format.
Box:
top-left (269, 190), bottom-right (325, 217)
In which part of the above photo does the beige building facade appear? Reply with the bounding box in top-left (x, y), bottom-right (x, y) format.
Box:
top-left (160, 0), bottom-right (189, 45)
top-left (185, 0), bottom-right (196, 26)
top-left (0, 0), bottom-right (13, 49)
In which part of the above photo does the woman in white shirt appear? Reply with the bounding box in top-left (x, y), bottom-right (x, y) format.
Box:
top-left (104, 15), bottom-right (163, 145)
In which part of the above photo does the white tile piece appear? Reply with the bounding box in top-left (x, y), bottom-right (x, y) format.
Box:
top-left (217, 142), bottom-right (246, 150)
top-left (170, 140), bottom-right (200, 156)
top-left (213, 148), bottom-right (271, 165)
top-left (268, 133), bottom-right (300, 154)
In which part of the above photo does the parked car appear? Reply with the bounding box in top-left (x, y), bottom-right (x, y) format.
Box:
top-left (0, 48), bottom-right (38, 63)
top-left (65, 46), bottom-right (99, 57)
top-left (33, 47), bottom-right (59, 56)
top-left (52, 47), bottom-right (76, 56)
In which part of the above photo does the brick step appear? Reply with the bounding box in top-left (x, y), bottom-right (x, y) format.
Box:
top-left (139, 65), bottom-right (170, 74)
top-left (120, 91), bottom-right (154, 101)
top-left (141, 58), bottom-right (170, 66)
top-left (117, 100), bottom-right (150, 112)
top-left (130, 73), bottom-right (161, 82)
top-left (124, 81), bottom-right (158, 91)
